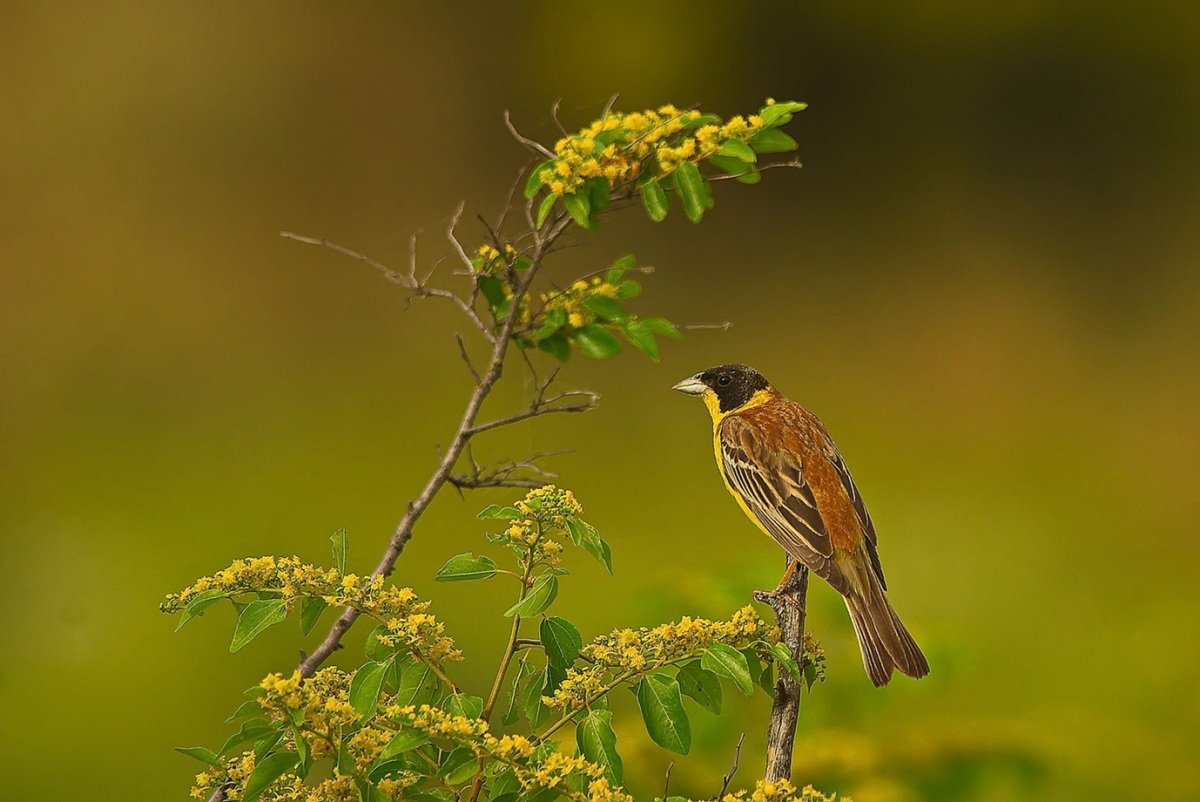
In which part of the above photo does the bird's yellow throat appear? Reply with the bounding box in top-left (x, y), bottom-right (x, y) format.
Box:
top-left (703, 387), bottom-right (775, 425)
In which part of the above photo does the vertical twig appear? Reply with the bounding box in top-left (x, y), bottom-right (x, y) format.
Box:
top-left (754, 558), bottom-right (809, 783)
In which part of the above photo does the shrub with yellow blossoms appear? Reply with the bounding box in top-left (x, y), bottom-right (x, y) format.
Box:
top-left (164, 101), bottom-right (846, 802)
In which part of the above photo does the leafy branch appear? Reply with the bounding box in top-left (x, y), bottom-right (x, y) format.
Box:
top-left (163, 99), bottom-right (842, 802)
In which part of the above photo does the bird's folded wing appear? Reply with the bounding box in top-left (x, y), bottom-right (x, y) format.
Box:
top-left (720, 415), bottom-right (849, 594)
top-left (826, 446), bottom-right (886, 588)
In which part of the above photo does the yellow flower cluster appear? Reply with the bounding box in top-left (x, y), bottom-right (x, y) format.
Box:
top-left (189, 751), bottom-right (366, 802)
top-left (494, 485), bottom-right (587, 567)
top-left (537, 103), bottom-right (769, 197)
top-left (547, 606), bottom-right (767, 710)
top-left (387, 705), bottom-right (629, 802)
top-left (474, 242), bottom-right (519, 274)
top-left (258, 668), bottom-right (359, 760)
top-left (722, 778), bottom-right (846, 802)
top-left (377, 612), bottom-right (462, 663)
top-left (539, 276), bottom-right (622, 330)
top-left (162, 556), bottom-right (460, 663)
top-left (162, 555), bottom-right (418, 619)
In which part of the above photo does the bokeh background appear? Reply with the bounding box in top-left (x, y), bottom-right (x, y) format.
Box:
top-left (2, 3), bottom-right (1198, 800)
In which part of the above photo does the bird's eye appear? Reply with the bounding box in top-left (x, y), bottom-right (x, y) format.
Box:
top-left (717, 374), bottom-right (732, 387)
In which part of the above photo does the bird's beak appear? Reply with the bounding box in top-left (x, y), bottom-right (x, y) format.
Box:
top-left (672, 374), bottom-right (708, 396)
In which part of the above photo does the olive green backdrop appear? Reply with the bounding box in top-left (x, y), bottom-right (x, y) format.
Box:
top-left (2, 3), bottom-right (1197, 800)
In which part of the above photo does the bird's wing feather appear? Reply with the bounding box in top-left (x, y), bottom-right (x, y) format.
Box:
top-left (720, 414), bottom-right (850, 594)
top-left (826, 446), bottom-right (886, 588)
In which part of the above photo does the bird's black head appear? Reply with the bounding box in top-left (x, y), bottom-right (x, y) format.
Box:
top-left (673, 363), bottom-right (772, 413)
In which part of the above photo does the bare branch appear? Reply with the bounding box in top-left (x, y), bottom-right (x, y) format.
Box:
top-left (467, 390), bottom-right (600, 436)
top-left (446, 202), bottom-right (477, 272)
top-left (549, 98), bottom-right (568, 136)
top-left (494, 164), bottom-right (529, 235)
top-left (663, 760), bottom-right (674, 801)
top-left (504, 110), bottom-right (555, 158)
top-left (281, 231), bottom-right (411, 287)
top-left (456, 334), bottom-right (481, 384)
top-left (678, 320), bottom-right (734, 332)
top-left (719, 733), bottom-right (747, 799)
top-left (448, 449), bottom-right (567, 491)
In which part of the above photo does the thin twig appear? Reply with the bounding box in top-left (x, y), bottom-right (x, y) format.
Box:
top-left (456, 334), bottom-right (481, 384)
top-left (663, 760), bottom-right (674, 800)
top-left (504, 111), bottom-right (555, 158)
top-left (719, 733), bottom-right (747, 799)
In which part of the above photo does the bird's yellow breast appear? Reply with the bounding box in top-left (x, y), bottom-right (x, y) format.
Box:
top-left (705, 388), bottom-right (778, 538)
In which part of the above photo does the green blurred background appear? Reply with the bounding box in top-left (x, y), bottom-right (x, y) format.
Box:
top-left (2, 3), bottom-right (1198, 800)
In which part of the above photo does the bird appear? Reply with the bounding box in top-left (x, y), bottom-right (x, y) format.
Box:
top-left (673, 363), bottom-right (929, 686)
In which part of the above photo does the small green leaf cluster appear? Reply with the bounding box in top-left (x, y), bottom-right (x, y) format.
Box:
top-left (526, 255), bottom-right (681, 363)
top-left (524, 99), bottom-right (805, 228)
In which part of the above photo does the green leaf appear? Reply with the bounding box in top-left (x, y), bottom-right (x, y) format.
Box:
top-left (382, 726), bottom-right (429, 759)
top-left (573, 324), bottom-right (622, 359)
top-left (585, 176), bottom-right (611, 214)
top-left (743, 648), bottom-right (764, 688)
top-left (175, 589), bottom-right (226, 631)
top-left (582, 535), bottom-right (614, 574)
top-left (673, 161), bottom-right (709, 224)
top-left (536, 194), bottom-right (557, 229)
top-left (718, 139), bottom-right (757, 163)
top-left (242, 750), bottom-right (300, 802)
top-left (504, 574), bottom-right (559, 617)
top-left (391, 657), bottom-right (443, 706)
top-left (225, 699), bottom-right (265, 724)
top-left (616, 279), bottom-right (642, 299)
top-left (622, 321), bottom-right (660, 361)
top-left (576, 709), bottom-right (624, 785)
top-left (582, 294), bottom-right (626, 322)
top-left (522, 668), bottom-right (553, 729)
top-left (175, 746), bottom-right (223, 768)
top-left (445, 693), bottom-right (485, 720)
top-left (563, 192), bottom-right (592, 229)
top-left (757, 659), bottom-right (776, 695)
top-left (606, 254), bottom-right (636, 283)
top-left (292, 725), bottom-right (312, 779)
top-left (364, 624), bottom-right (394, 661)
top-left (219, 718), bottom-right (276, 756)
top-left (477, 275), bottom-right (508, 309)
top-left (541, 616), bottom-right (583, 669)
top-left (748, 128), bottom-right (799, 154)
top-left (502, 659), bottom-right (531, 727)
top-left (349, 659), bottom-right (390, 721)
top-left (759, 101), bottom-right (807, 126)
top-left (701, 644), bottom-right (754, 696)
top-left (770, 641), bottom-right (802, 682)
top-left (230, 599), bottom-right (288, 652)
top-left (477, 505), bottom-right (522, 520)
top-left (532, 308), bottom-right (567, 342)
top-left (435, 553), bottom-right (498, 582)
top-left (525, 160), bottom-right (555, 199)
top-left (538, 333), bottom-right (571, 363)
top-left (440, 745), bottom-right (478, 786)
top-left (676, 662), bottom-right (723, 714)
top-left (642, 317), bottom-right (682, 338)
top-left (709, 155), bottom-right (762, 185)
top-left (299, 597), bottom-right (328, 636)
top-left (641, 178), bottom-right (669, 222)
top-left (635, 673), bottom-right (691, 754)
top-left (682, 112), bottom-right (722, 129)
top-left (330, 529), bottom-right (349, 576)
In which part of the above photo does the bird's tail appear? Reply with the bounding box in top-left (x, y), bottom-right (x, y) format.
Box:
top-left (844, 572), bottom-right (929, 687)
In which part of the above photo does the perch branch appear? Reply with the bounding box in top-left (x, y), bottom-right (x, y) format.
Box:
top-left (754, 557), bottom-right (809, 783)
